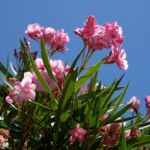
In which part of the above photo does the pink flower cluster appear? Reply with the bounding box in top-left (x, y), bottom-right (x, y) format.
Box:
top-left (74, 16), bottom-right (128, 70)
top-left (100, 123), bottom-right (121, 146)
top-left (6, 73), bottom-right (36, 104)
top-left (5, 58), bottom-right (69, 104)
top-left (68, 124), bottom-right (87, 144)
top-left (25, 24), bottom-right (69, 54)
top-left (32, 58), bottom-right (69, 91)
top-left (74, 16), bottom-right (123, 50)
top-left (145, 96), bottom-right (150, 115)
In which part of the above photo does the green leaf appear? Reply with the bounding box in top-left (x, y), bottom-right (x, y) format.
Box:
top-left (125, 117), bottom-right (146, 131)
top-left (56, 69), bottom-right (78, 121)
top-left (54, 69), bottom-right (78, 147)
top-left (104, 103), bottom-right (132, 125)
top-left (98, 76), bottom-right (125, 117)
top-left (28, 51), bottom-right (57, 103)
top-left (119, 125), bottom-right (127, 150)
top-left (20, 39), bottom-right (26, 51)
top-left (55, 69), bottom-right (77, 127)
top-left (40, 39), bottom-right (57, 84)
top-left (19, 39), bottom-right (31, 73)
top-left (60, 110), bottom-right (69, 122)
top-left (69, 46), bottom-right (86, 74)
top-left (0, 61), bottom-right (13, 78)
top-left (110, 82), bottom-right (129, 115)
top-left (127, 135), bottom-right (150, 149)
top-left (113, 115), bottom-right (138, 123)
top-left (75, 59), bottom-right (104, 90)
top-left (61, 69), bottom-right (78, 109)
top-left (28, 99), bottom-right (51, 110)
top-left (89, 72), bottom-right (98, 92)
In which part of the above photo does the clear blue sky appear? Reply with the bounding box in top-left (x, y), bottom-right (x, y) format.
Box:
top-left (0, 0), bottom-right (150, 113)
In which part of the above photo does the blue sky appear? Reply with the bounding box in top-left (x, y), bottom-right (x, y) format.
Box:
top-left (0, 0), bottom-right (150, 113)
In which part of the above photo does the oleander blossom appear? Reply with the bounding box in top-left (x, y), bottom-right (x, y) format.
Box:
top-left (104, 22), bottom-right (123, 47)
top-left (129, 96), bottom-right (140, 111)
top-left (74, 16), bottom-right (123, 50)
top-left (0, 128), bottom-right (9, 149)
top-left (5, 72), bottom-right (36, 104)
top-left (105, 46), bottom-right (128, 70)
top-left (145, 96), bottom-right (150, 115)
top-left (125, 126), bottom-right (141, 140)
top-left (100, 123), bottom-right (121, 146)
top-left (68, 124), bottom-right (87, 144)
top-left (50, 29), bottom-right (69, 54)
top-left (25, 23), bottom-right (44, 40)
top-left (26, 24), bottom-right (69, 54)
top-left (32, 58), bottom-right (69, 92)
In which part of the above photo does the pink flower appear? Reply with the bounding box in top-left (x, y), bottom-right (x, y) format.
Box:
top-left (74, 16), bottom-right (99, 40)
top-left (145, 96), bottom-right (150, 108)
top-left (48, 29), bottom-right (69, 54)
top-left (145, 96), bottom-right (150, 115)
top-left (129, 96), bottom-right (140, 111)
top-left (0, 135), bottom-right (6, 149)
top-left (129, 126), bottom-right (141, 138)
top-left (5, 96), bottom-right (13, 104)
top-left (25, 23), bottom-right (44, 40)
top-left (100, 123), bottom-right (121, 146)
top-left (74, 16), bottom-right (124, 50)
top-left (125, 126), bottom-right (141, 140)
top-left (74, 16), bottom-right (106, 50)
top-left (125, 131), bottom-right (131, 140)
top-left (35, 58), bottom-right (45, 70)
top-left (26, 24), bottom-right (69, 54)
top-left (88, 28), bottom-right (111, 50)
top-left (32, 70), bottom-right (56, 92)
top-left (32, 58), bottom-right (69, 92)
top-left (0, 129), bottom-right (9, 149)
top-left (0, 129), bottom-right (9, 140)
top-left (105, 47), bottom-right (128, 70)
top-left (68, 124), bottom-right (87, 144)
top-left (80, 83), bottom-right (91, 94)
top-left (6, 72), bottom-right (36, 104)
top-left (104, 22), bottom-right (123, 47)
top-left (101, 114), bottom-right (109, 123)
top-left (49, 59), bottom-right (69, 85)
top-left (43, 27), bottom-right (55, 44)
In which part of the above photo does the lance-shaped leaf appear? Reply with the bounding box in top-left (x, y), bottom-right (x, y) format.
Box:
top-left (110, 82), bottom-right (129, 115)
top-left (127, 135), bottom-right (150, 149)
top-left (20, 39), bottom-right (26, 52)
top-left (69, 46), bottom-right (86, 74)
top-left (0, 61), bottom-right (13, 78)
top-left (104, 103), bottom-right (132, 125)
top-left (40, 39), bottom-right (57, 84)
top-left (55, 69), bottom-right (78, 123)
top-left (28, 99), bottom-right (51, 110)
top-left (54, 69), bottom-right (78, 147)
top-left (75, 59), bottom-right (104, 90)
top-left (28, 51), bottom-right (57, 103)
top-left (119, 125), bottom-right (127, 150)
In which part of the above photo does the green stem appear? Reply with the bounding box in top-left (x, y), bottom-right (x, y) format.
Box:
top-left (79, 49), bottom-right (94, 74)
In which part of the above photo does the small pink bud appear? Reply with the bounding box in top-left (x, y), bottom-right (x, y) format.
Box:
top-left (145, 96), bottom-right (150, 108)
top-left (145, 96), bottom-right (150, 115)
top-left (129, 96), bottom-right (140, 111)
